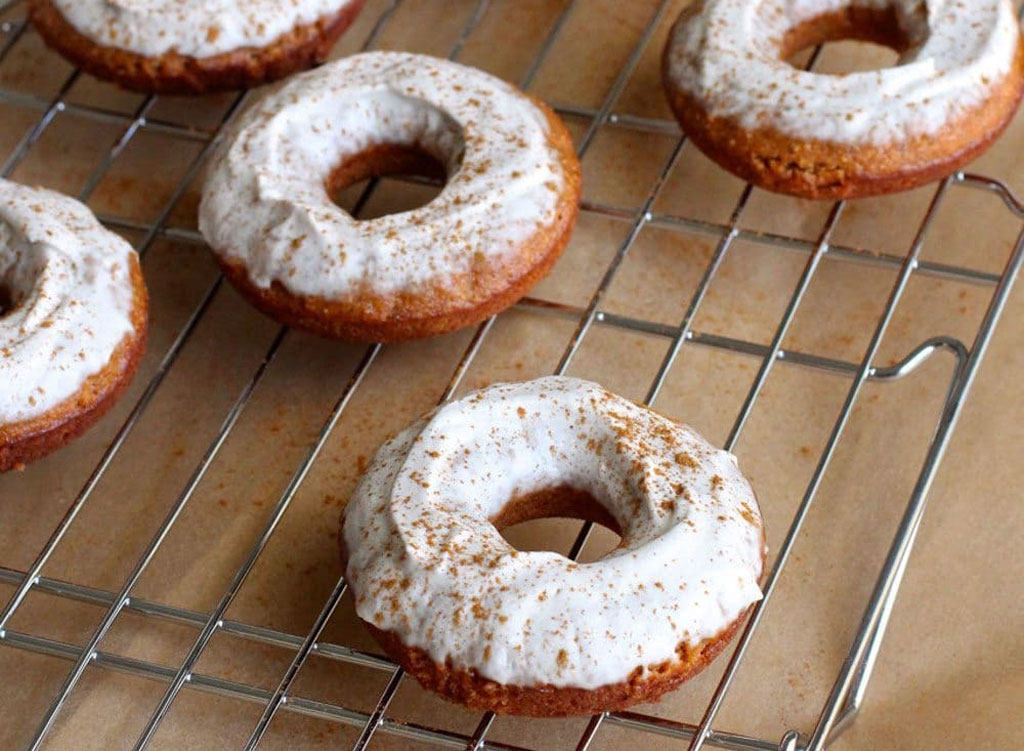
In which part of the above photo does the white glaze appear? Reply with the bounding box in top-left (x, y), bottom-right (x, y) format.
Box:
top-left (199, 51), bottom-right (567, 301)
top-left (665, 0), bottom-right (1021, 144)
top-left (50, 0), bottom-right (358, 58)
top-left (343, 377), bottom-right (765, 690)
top-left (0, 180), bottom-right (137, 425)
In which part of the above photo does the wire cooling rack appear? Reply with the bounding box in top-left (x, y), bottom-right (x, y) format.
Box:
top-left (0, 1), bottom-right (1022, 749)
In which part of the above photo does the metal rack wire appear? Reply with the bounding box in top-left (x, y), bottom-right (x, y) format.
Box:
top-left (0, 1), bottom-right (1022, 749)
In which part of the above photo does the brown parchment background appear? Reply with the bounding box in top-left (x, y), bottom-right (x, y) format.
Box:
top-left (0, 1), bottom-right (1021, 750)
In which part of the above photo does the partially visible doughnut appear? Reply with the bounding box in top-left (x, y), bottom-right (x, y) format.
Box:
top-left (0, 180), bottom-right (148, 472)
top-left (28, 0), bottom-right (366, 94)
top-left (663, 1), bottom-right (1024, 199)
top-left (341, 376), bottom-right (766, 716)
top-left (199, 51), bottom-right (580, 342)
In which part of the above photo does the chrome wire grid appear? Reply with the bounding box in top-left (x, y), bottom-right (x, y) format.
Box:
top-left (0, 1), bottom-right (1022, 750)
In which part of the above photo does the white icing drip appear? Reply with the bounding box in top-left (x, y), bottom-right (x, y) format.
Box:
top-left (0, 180), bottom-right (137, 424)
top-left (49, 0), bottom-right (358, 58)
top-left (665, 0), bottom-right (1021, 144)
top-left (199, 51), bottom-right (567, 300)
top-left (343, 377), bottom-right (765, 690)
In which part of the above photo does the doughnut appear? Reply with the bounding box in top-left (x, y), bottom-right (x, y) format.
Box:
top-left (663, 1), bottom-right (1024, 199)
top-left (27, 0), bottom-right (366, 94)
top-left (199, 51), bottom-right (580, 343)
top-left (341, 376), bottom-right (766, 716)
top-left (0, 180), bottom-right (148, 472)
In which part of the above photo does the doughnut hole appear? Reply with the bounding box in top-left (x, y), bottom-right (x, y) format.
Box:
top-left (0, 219), bottom-right (52, 320)
top-left (326, 144), bottom-right (449, 219)
top-left (320, 92), bottom-right (467, 220)
top-left (0, 222), bottom-right (25, 317)
top-left (491, 485), bottom-right (624, 561)
top-left (778, 5), bottom-right (926, 74)
top-left (0, 283), bottom-right (12, 316)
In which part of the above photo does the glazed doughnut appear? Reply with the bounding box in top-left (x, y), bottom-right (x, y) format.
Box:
top-left (663, 1), bottom-right (1024, 199)
top-left (0, 180), bottom-right (148, 472)
top-left (199, 51), bottom-right (580, 342)
top-left (27, 0), bottom-right (366, 94)
top-left (341, 376), bottom-right (765, 716)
